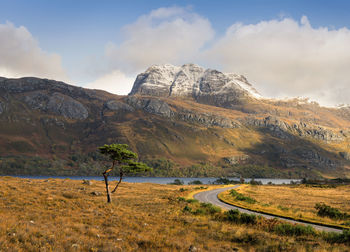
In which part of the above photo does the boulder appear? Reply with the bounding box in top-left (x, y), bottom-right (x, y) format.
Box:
top-left (104, 100), bottom-right (134, 112)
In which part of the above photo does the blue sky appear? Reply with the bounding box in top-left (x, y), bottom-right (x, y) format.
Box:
top-left (0, 0), bottom-right (350, 106)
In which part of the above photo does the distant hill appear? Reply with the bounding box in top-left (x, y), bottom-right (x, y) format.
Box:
top-left (1, 64), bottom-right (350, 178)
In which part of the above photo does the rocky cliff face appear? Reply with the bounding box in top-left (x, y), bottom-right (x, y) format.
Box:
top-left (130, 64), bottom-right (261, 108)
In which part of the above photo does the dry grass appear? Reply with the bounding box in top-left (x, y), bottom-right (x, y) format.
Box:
top-left (220, 184), bottom-right (350, 228)
top-left (0, 177), bottom-right (348, 251)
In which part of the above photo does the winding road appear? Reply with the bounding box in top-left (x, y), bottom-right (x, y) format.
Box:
top-left (194, 185), bottom-right (343, 233)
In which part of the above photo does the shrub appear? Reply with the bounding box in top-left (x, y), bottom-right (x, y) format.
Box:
top-left (188, 180), bottom-right (203, 185)
top-left (273, 223), bottom-right (316, 237)
top-left (194, 186), bottom-right (207, 190)
top-left (226, 209), bottom-right (240, 222)
top-left (225, 209), bottom-right (257, 225)
top-left (186, 199), bottom-right (198, 204)
top-left (229, 189), bottom-right (256, 204)
top-left (322, 230), bottom-right (350, 244)
top-left (315, 203), bottom-right (348, 220)
top-left (183, 206), bottom-right (192, 213)
top-left (169, 179), bottom-right (184, 185)
top-left (249, 178), bottom-right (263, 185)
top-left (200, 202), bottom-right (221, 214)
top-left (193, 208), bottom-right (205, 215)
top-left (182, 201), bottom-right (220, 216)
top-left (213, 178), bottom-right (240, 185)
top-left (240, 213), bottom-right (257, 224)
top-left (177, 197), bottom-right (186, 202)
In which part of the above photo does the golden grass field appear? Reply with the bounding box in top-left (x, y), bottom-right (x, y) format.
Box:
top-left (0, 177), bottom-right (349, 251)
top-left (219, 184), bottom-right (350, 229)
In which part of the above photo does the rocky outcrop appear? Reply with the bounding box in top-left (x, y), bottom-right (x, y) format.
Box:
top-left (223, 155), bottom-right (250, 165)
top-left (290, 148), bottom-right (338, 169)
top-left (244, 116), bottom-right (291, 139)
top-left (24, 92), bottom-right (88, 120)
top-left (0, 102), bottom-right (3, 114)
top-left (292, 123), bottom-right (344, 142)
top-left (129, 64), bottom-right (261, 108)
top-left (243, 116), bottom-right (344, 142)
top-left (125, 96), bottom-right (174, 118)
top-left (176, 109), bottom-right (240, 128)
top-left (125, 96), bottom-right (241, 128)
top-left (104, 100), bottom-right (134, 112)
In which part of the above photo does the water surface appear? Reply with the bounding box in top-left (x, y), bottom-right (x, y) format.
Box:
top-left (8, 176), bottom-right (299, 185)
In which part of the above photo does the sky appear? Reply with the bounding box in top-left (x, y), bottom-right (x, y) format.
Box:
top-left (0, 0), bottom-right (350, 106)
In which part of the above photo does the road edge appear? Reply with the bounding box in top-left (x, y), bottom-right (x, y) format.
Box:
top-left (217, 188), bottom-right (349, 231)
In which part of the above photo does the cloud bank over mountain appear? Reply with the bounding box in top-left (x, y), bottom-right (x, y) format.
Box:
top-left (90, 7), bottom-right (350, 106)
top-left (2, 6), bottom-right (350, 106)
top-left (205, 16), bottom-right (350, 106)
top-left (0, 22), bottom-right (67, 81)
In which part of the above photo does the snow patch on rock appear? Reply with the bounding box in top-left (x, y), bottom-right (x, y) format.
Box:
top-left (130, 63), bottom-right (262, 100)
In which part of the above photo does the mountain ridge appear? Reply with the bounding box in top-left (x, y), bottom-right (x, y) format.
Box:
top-left (1, 65), bottom-right (350, 178)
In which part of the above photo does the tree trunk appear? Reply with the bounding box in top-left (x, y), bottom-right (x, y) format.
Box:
top-left (103, 172), bottom-right (111, 203)
top-left (112, 170), bottom-right (123, 193)
top-left (102, 160), bottom-right (116, 203)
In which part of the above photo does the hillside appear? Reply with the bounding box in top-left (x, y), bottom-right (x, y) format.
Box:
top-left (1, 64), bottom-right (350, 178)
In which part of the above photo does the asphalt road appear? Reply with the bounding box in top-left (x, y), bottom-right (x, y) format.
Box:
top-left (194, 185), bottom-right (343, 233)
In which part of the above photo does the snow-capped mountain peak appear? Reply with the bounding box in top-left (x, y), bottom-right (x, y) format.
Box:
top-left (129, 64), bottom-right (261, 107)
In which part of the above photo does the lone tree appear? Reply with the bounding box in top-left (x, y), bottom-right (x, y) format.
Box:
top-left (99, 143), bottom-right (151, 203)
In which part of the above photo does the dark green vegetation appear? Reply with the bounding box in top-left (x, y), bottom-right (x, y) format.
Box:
top-left (323, 230), bottom-right (350, 244)
top-left (272, 223), bottom-right (315, 236)
top-left (183, 202), bottom-right (222, 216)
top-left (226, 209), bottom-right (257, 225)
top-left (1, 76), bottom-right (350, 178)
top-left (315, 203), bottom-right (350, 220)
top-left (168, 179), bottom-right (184, 185)
top-left (98, 143), bottom-right (151, 202)
top-left (188, 180), bottom-right (203, 185)
top-left (229, 189), bottom-right (257, 204)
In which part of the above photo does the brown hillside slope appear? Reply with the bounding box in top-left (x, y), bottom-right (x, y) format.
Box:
top-left (0, 77), bottom-right (350, 178)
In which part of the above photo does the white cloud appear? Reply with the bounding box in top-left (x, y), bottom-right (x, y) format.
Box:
top-left (1, 10), bottom-right (349, 106)
top-left (204, 16), bottom-right (350, 106)
top-left (92, 11), bottom-right (350, 106)
top-left (107, 6), bottom-right (214, 73)
top-left (87, 6), bottom-right (214, 94)
top-left (0, 22), bottom-right (67, 81)
top-left (85, 70), bottom-right (134, 95)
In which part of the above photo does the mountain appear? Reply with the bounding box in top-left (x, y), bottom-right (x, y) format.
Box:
top-left (130, 63), bottom-right (261, 108)
top-left (1, 64), bottom-right (350, 178)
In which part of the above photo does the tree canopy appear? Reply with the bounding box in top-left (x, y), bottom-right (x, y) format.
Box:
top-left (98, 143), bottom-right (151, 203)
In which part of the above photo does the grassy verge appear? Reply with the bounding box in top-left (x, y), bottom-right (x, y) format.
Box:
top-left (218, 185), bottom-right (350, 230)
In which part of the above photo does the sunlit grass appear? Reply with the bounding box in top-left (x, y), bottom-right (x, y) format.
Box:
top-left (219, 184), bottom-right (350, 228)
top-left (0, 177), bottom-right (348, 251)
